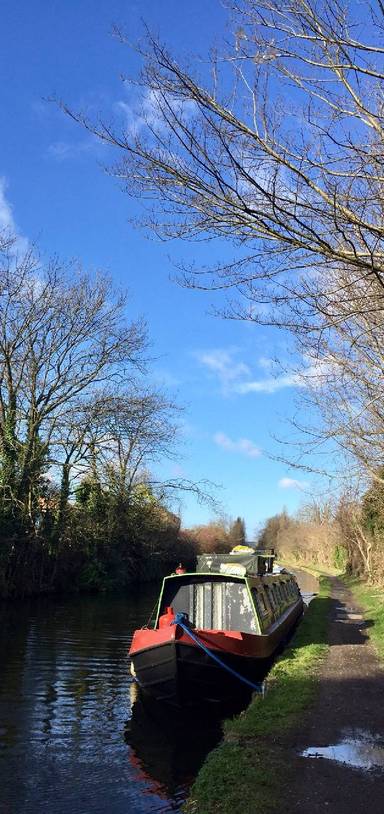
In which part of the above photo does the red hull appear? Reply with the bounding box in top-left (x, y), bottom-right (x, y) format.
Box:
top-left (131, 624), bottom-right (273, 661)
top-left (130, 599), bottom-right (303, 662)
top-left (128, 600), bottom-right (303, 705)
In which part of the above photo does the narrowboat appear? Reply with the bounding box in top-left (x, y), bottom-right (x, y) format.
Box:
top-left (129, 547), bottom-right (303, 707)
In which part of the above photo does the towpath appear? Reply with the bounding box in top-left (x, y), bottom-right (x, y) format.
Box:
top-left (284, 577), bottom-right (384, 814)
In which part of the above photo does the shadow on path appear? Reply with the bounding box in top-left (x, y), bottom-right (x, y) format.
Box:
top-left (284, 577), bottom-right (384, 814)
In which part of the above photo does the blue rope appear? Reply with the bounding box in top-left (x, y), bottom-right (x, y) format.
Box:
top-left (171, 612), bottom-right (264, 694)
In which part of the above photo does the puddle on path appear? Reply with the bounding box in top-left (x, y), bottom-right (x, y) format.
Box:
top-left (302, 730), bottom-right (384, 772)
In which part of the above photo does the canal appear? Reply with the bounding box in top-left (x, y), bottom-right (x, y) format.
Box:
top-left (0, 570), bottom-right (318, 813)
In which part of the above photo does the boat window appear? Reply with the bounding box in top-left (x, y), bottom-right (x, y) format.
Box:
top-left (274, 583), bottom-right (283, 604)
top-left (280, 583), bottom-right (287, 600)
top-left (287, 580), bottom-right (299, 598)
top-left (251, 588), bottom-right (269, 617)
top-left (159, 577), bottom-right (257, 633)
top-left (266, 584), bottom-right (277, 610)
top-left (195, 580), bottom-right (257, 632)
top-left (274, 582), bottom-right (288, 606)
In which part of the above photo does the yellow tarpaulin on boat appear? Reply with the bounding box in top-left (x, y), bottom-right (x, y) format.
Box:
top-left (229, 545), bottom-right (255, 555)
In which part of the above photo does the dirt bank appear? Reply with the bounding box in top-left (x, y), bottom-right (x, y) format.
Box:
top-left (284, 577), bottom-right (384, 814)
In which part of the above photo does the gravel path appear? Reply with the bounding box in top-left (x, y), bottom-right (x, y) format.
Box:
top-left (285, 577), bottom-right (384, 814)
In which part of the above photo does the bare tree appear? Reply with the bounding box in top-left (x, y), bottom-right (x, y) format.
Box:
top-left (59, 1), bottom-right (384, 483)
top-left (336, 488), bottom-right (376, 580)
top-left (266, 259), bottom-right (384, 487)
top-left (56, 2), bottom-right (384, 582)
top-left (61, 0), bottom-right (384, 331)
top-left (0, 241), bottom-right (147, 530)
top-left (90, 389), bottom-right (181, 498)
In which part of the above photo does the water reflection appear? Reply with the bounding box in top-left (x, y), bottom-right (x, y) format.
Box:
top-left (284, 567), bottom-right (319, 605)
top-left (0, 589), bottom-right (205, 814)
top-left (125, 684), bottom-right (225, 803)
top-left (302, 730), bottom-right (384, 772)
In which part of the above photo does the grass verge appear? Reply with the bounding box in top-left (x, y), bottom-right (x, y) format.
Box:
top-left (344, 576), bottom-right (384, 662)
top-left (184, 577), bottom-right (332, 814)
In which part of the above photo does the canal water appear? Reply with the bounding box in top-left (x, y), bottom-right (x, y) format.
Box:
top-left (286, 567), bottom-right (319, 605)
top-left (0, 570), bottom-right (318, 814)
top-left (0, 587), bottom-right (225, 814)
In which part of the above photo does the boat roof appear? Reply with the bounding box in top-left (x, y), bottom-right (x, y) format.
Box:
top-left (196, 548), bottom-right (275, 578)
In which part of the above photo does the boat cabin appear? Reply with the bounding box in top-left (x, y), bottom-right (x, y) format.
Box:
top-left (155, 548), bottom-right (301, 636)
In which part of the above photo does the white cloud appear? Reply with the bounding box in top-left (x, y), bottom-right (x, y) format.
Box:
top-left (195, 346), bottom-right (306, 396)
top-left (117, 88), bottom-right (197, 138)
top-left (213, 432), bottom-right (261, 458)
top-left (236, 371), bottom-right (303, 394)
top-left (195, 346), bottom-right (330, 397)
top-left (195, 347), bottom-right (250, 393)
top-left (278, 477), bottom-right (307, 490)
top-left (48, 134), bottom-right (103, 162)
top-left (0, 177), bottom-right (17, 233)
top-left (258, 356), bottom-right (274, 370)
top-left (234, 356), bottom-right (334, 394)
top-left (0, 178), bottom-right (28, 254)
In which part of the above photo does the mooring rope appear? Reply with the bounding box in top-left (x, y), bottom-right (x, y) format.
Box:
top-left (171, 612), bottom-right (264, 694)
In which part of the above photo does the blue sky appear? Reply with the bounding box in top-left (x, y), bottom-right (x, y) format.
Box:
top-left (0, 0), bottom-right (315, 537)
